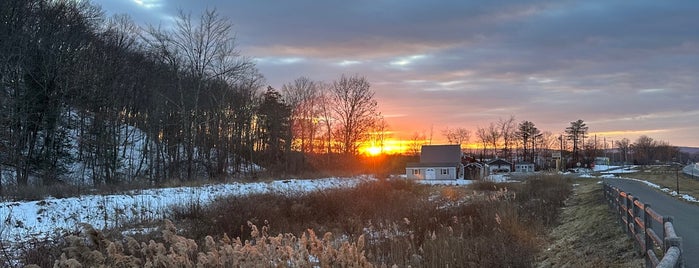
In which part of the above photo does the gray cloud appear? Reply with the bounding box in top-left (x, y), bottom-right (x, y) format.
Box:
top-left (92, 0), bottom-right (699, 146)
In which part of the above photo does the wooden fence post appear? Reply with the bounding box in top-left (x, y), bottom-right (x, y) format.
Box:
top-left (632, 196), bottom-right (641, 254)
top-left (644, 203), bottom-right (653, 267)
top-left (663, 216), bottom-right (673, 251)
top-left (617, 188), bottom-right (624, 229)
top-left (626, 193), bottom-right (633, 235)
top-left (632, 197), bottom-right (640, 234)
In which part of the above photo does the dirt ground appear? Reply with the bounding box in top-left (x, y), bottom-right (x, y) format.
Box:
top-left (536, 178), bottom-right (644, 268)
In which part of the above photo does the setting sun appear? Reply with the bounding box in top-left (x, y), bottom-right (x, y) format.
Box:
top-left (358, 139), bottom-right (412, 156)
top-left (365, 146), bottom-right (382, 156)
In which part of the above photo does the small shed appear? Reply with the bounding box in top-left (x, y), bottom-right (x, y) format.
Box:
top-left (487, 159), bottom-right (512, 173)
top-left (464, 162), bottom-right (488, 180)
top-left (515, 162), bottom-right (535, 172)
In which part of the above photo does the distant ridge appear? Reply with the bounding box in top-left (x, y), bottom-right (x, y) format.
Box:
top-left (679, 147), bottom-right (699, 155)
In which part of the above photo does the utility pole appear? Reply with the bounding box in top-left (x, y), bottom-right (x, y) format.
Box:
top-left (610, 139), bottom-right (614, 164)
top-left (604, 137), bottom-right (607, 159)
top-left (676, 164), bottom-right (680, 194)
top-left (559, 134), bottom-right (564, 171)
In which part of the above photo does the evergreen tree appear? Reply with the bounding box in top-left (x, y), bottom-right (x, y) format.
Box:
top-left (565, 119), bottom-right (588, 165)
top-left (257, 87), bottom-right (292, 169)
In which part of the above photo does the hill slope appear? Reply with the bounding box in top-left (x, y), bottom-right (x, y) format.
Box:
top-left (536, 179), bottom-right (642, 267)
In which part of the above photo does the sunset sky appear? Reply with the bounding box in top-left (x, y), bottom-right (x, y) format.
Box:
top-left (93, 0), bottom-right (699, 147)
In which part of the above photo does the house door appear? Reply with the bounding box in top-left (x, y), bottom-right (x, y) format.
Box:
top-left (425, 168), bottom-right (436, 180)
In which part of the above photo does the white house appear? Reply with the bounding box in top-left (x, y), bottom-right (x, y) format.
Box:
top-left (406, 145), bottom-right (464, 180)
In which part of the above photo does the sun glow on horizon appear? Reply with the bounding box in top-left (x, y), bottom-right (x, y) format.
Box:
top-left (358, 139), bottom-right (411, 156)
top-left (357, 138), bottom-right (485, 156)
top-left (365, 146), bottom-right (382, 156)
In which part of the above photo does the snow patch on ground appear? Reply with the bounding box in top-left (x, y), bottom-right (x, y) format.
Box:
top-left (597, 165), bottom-right (639, 174)
top-left (415, 180), bottom-right (474, 186)
top-left (0, 177), bottom-right (372, 245)
top-left (578, 165), bottom-right (699, 203)
top-left (612, 177), bottom-right (699, 203)
top-left (410, 175), bottom-right (508, 186)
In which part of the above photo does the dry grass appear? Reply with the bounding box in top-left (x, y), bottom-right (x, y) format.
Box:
top-left (168, 177), bottom-right (573, 267)
top-left (535, 178), bottom-right (643, 268)
top-left (42, 220), bottom-right (374, 268)
top-left (17, 176), bottom-right (578, 267)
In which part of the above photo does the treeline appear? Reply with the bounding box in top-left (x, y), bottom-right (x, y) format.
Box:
top-left (615, 136), bottom-right (682, 165)
top-left (434, 118), bottom-right (685, 169)
top-left (0, 0), bottom-right (382, 189)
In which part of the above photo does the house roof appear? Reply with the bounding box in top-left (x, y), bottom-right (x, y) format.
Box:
top-left (420, 145), bottom-right (461, 163)
top-left (406, 162), bottom-right (461, 168)
top-left (487, 158), bottom-right (513, 166)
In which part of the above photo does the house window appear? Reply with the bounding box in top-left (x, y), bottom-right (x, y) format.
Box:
top-left (412, 169), bottom-right (420, 175)
top-left (441, 169), bottom-right (449, 175)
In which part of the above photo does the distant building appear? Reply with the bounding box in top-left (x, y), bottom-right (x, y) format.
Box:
top-left (595, 157), bottom-right (610, 166)
top-left (487, 159), bottom-right (513, 173)
top-left (405, 145), bottom-right (463, 180)
top-left (464, 162), bottom-right (488, 180)
top-left (514, 162), bottom-right (535, 172)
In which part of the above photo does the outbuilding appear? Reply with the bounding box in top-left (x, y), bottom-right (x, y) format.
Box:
top-left (487, 158), bottom-right (513, 173)
top-left (514, 162), bottom-right (535, 172)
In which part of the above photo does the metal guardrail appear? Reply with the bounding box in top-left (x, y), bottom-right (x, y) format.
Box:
top-left (604, 183), bottom-right (684, 268)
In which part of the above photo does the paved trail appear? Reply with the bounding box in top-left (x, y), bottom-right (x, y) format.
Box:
top-left (604, 178), bottom-right (699, 267)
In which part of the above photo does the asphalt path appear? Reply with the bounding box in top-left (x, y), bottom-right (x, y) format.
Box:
top-left (604, 178), bottom-right (699, 267)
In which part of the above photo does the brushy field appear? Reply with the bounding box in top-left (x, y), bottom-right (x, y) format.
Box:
top-left (16, 175), bottom-right (578, 267)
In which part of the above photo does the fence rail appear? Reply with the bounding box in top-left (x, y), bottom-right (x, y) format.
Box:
top-left (603, 183), bottom-right (684, 268)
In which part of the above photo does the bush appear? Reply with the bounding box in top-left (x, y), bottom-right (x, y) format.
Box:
top-left (170, 179), bottom-right (430, 242)
top-left (43, 220), bottom-right (374, 267)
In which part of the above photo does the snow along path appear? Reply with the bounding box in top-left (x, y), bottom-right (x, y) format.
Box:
top-left (0, 177), bottom-right (371, 244)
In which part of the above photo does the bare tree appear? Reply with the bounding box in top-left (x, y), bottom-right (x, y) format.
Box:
top-left (442, 127), bottom-right (471, 147)
top-left (281, 77), bottom-right (321, 154)
top-left (408, 132), bottom-right (427, 156)
top-left (539, 131), bottom-right (557, 150)
top-left (169, 8), bottom-right (251, 82)
top-left (316, 83), bottom-right (335, 154)
top-left (144, 8), bottom-right (255, 180)
top-left (537, 131), bottom-right (556, 168)
top-left (329, 74), bottom-right (378, 155)
top-left (2, 0), bottom-right (101, 185)
top-left (616, 138), bottom-right (630, 165)
top-left (476, 127), bottom-right (488, 161)
top-left (498, 116), bottom-right (516, 160)
top-left (371, 115), bottom-right (390, 154)
top-left (486, 123), bottom-right (501, 158)
top-left (631, 135), bottom-right (659, 165)
top-left (0, 0), bottom-right (35, 186)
